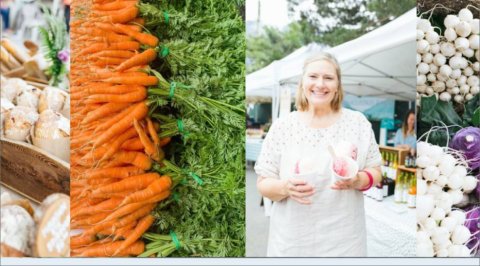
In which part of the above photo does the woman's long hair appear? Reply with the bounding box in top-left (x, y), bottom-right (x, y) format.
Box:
top-left (402, 110), bottom-right (415, 138)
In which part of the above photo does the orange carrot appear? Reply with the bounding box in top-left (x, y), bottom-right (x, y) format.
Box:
top-left (120, 175), bottom-right (172, 206)
top-left (114, 215), bottom-right (154, 255)
top-left (78, 240), bottom-right (145, 257)
top-left (111, 151), bottom-right (152, 170)
top-left (103, 75), bottom-right (158, 86)
top-left (116, 48), bottom-right (157, 72)
top-left (113, 24), bottom-right (159, 47)
top-left (94, 101), bottom-right (148, 147)
top-left (79, 166), bottom-right (144, 180)
top-left (90, 172), bottom-right (161, 197)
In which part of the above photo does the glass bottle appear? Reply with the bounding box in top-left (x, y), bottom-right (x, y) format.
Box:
top-left (407, 173), bottom-right (416, 208)
top-left (394, 173), bottom-right (404, 203)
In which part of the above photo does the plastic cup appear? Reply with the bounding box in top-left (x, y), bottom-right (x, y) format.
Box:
top-left (292, 171), bottom-right (318, 187)
top-left (331, 156), bottom-right (359, 182)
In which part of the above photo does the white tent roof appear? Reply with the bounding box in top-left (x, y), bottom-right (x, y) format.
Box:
top-left (246, 8), bottom-right (416, 101)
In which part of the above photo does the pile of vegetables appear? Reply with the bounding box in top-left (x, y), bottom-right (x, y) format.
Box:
top-left (416, 7), bottom-right (479, 104)
top-left (69, 0), bottom-right (172, 257)
top-left (416, 4), bottom-right (479, 257)
top-left (69, 0), bottom-right (245, 257)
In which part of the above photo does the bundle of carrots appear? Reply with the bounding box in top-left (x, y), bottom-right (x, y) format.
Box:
top-left (69, 0), bottom-right (172, 257)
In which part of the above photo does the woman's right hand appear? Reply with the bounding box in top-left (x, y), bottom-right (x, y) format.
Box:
top-left (284, 178), bottom-right (316, 205)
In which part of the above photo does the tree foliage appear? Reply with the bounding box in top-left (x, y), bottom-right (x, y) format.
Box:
top-left (247, 0), bottom-right (415, 73)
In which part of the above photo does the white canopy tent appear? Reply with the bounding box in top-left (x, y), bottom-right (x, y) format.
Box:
top-left (246, 8), bottom-right (416, 120)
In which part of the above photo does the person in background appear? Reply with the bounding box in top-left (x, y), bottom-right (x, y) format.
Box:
top-left (394, 109), bottom-right (416, 150)
top-left (64, 0), bottom-right (70, 32)
top-left (0, 0), bottom-right (12, 31)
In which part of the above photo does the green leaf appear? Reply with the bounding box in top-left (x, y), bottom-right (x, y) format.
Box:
top-left (419, 95), bottom-right (462, 126)
top-left (463, 94), bottom-right (480, 126)
top-left (472, 108), bottom-right (480, 127)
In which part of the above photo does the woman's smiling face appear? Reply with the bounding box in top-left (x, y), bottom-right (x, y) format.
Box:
top-left (302, 60), bottom-right (339, 108)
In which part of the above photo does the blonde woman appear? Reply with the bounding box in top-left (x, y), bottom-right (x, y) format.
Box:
top-left (255, 52), bottom-right (383, 256)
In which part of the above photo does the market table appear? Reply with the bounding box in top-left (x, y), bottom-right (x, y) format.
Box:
top-left (364, 195), bottom-right (416, 256)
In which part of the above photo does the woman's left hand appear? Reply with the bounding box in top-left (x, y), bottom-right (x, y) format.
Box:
top-left (331, 174), bottom-right (361, 190)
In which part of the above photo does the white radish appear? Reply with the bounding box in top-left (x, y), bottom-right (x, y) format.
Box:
top-left (417, 18), bottom-right (432, 32)
top-left (436, 248), bottom-right (449, 257)
top-left (431, 227), bottom-right (450, 245)
top-left (444, 28), bottom-right (457, 42)
top-left (440, 216), bottom-right (457, 232)
top-left (417, 142), bottom-right (430, 157)
top-left (462, 48), bottom-right (474, 58)
top-left (438, 92), bottom-right (451, 102)
top-left (426, 30), bottom-right (440, 44)
top-left (468, 34), bottom-right (479, 50)
top-left (467, 76), bottom-right (479, 87)
top-left (417, 194), bottom-right (435, 222)
top-left (451, 225), bottom-right (471, 245)
top-left (447, 174), bottom-right (464, 190)
top-left (454, 37), bottom-right (470, 51)
top-left (453, 165), bottom-right (467, 178)
top-left (448, 189), bottom-right (463, 205)
top-left (465, 93), bottom-right (474, 101)
top-left (423, 166), bottom-right (440, 181)
top-left (450, 69), bottom-right (462, 79)
top-left (435, 192), bottom-right (453, 213)
top-left (434, 53), bottom-right (447, 66)
top-left (417, 85), bottom-right (427, 93)
top-left (449, 210), bottom-right (466, 225)
top-left (451, 87), bottom-right (460, 95)
top-left (454, 21), bottom-right (472, 37)
top-left (439, 65), bottom-right (452, 77)
top-left (437, 73), bottom-right (449, 82)
top-left (417, 155), bottom-right (434, 168)
top-left (417, 179), bottom-right (427, 195)
top-left (430, 145), bottom-right (444, 164)
top-left (427, 183), bottom-right (443, 196)
top-left (417, 29), bottom-right (425, 40)
top-left (470, 19), bottom-right (480, 34)
top-left (458, 8), bottom-right (473, 22)
top-left (416, 53), bottom-right (422, 65)
top-left (417, 74), bottom-right (427, 86)
top-left (422, 53), bottom-right (434, 64)
top-left (418, 62), bottom-right (430, 74)
top-left (430, 43), bottom-right (440, 54)
top-left (417, 243), bottom-right (434, 257)
top-left (463, 67), bottom-right (474, 77)
top-left (471, 86), bottom-right (479, 95)
top-left (449, 56), bottom-right (465, 69)
top-left (427, 73), bottom-right (437, 82)
top-left (436, 174), bottom-right (449, 187)
top-left (444, 15), bottom-right (460, 28)
top-left (473, 62), bottom-right (479, 72)
top-left (430, 63), bottom-right (439, 74)
top-left (426, 86), bottom-right (435, 96)
top-left (431, 207), bottom-right (446, 221)
top-left (454, 94), bottom-right (464, 103)
top-left (446, 79), bottom-right (457, 88)
top-left (458, 76), bottom-right (467, 86)
top-left (440, 42), bottom-right (456, 57)
top-left (461, 175), bottom-right (478, 193)
top-left (417, 39), bottom-right (430, 54)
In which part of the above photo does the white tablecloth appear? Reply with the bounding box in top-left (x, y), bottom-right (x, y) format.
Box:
top-left (364, 195), bottom-right (416, 257)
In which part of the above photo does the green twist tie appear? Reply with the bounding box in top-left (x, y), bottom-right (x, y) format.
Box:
top-left (160, 46), bottom-right (169, 58)
top-left (183, 170), bottom-right (203, 185)
top-left (169, 230), bottom-right (181, 250)
top-left (163, 11), bottom-right (169, 24)
top-left (176, 119), bottom-right (190, 139)
top-left (168, 82), bottom-right (177, 100)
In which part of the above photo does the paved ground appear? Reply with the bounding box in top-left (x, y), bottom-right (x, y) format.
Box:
top-left (245, 165), bottom-right (268, 257)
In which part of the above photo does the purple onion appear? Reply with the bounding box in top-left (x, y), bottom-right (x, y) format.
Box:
top-left (57, 50), bottom-right (70, 63)
top-left (450, 127), bottom-right (480, 170)
top-left (465, 205), bottom-right (480, 255)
